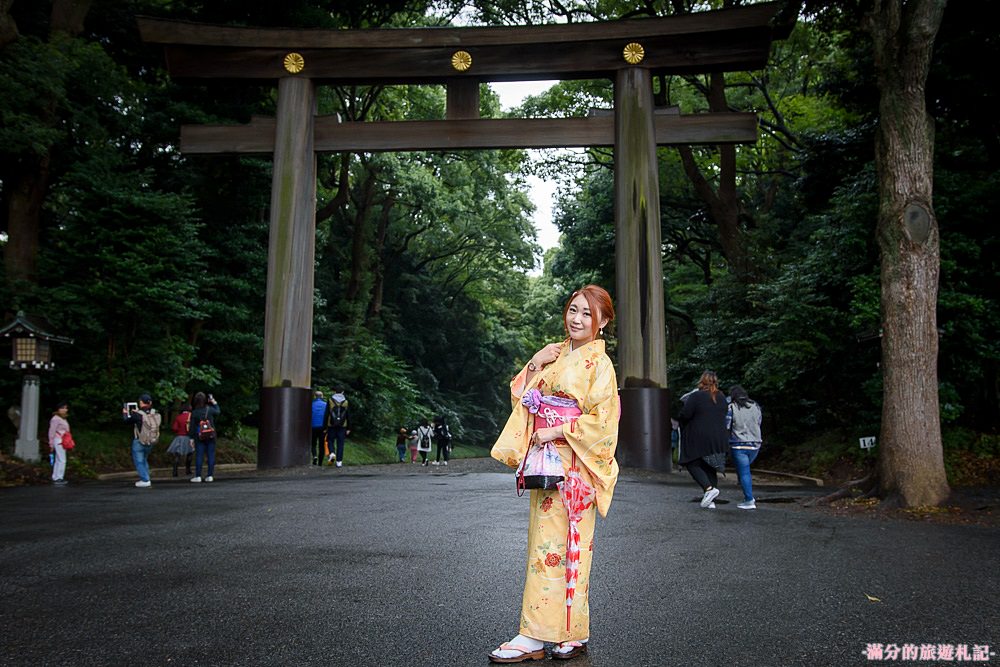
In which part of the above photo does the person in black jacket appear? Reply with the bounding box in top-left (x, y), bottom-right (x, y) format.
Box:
top-left (677, 371), bottom-right (729, 509)
top-left (188, 392), bottom-right (220, 483)
top-left (432, 415), bottom-right (452, 466)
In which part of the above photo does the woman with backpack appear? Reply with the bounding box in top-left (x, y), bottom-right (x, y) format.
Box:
top-left (432, 415), bottom-right (453, 466)
top-left (416, 418), bottom-right (434, 466)
top-left (188, 392), bottom-right (220, 483)
top-left (727, 385), bottom-right (763, 510)
top-left (167, 403), bottom-right (193, 477)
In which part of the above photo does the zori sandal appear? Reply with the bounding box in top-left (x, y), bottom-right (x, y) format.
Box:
top-left (488, 642), bottom-right (547, 663)
top-left (551, 640), bottom-right (588, 660)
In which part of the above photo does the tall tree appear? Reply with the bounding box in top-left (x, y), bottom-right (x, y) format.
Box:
top-left (1, 0), bottom-right (92, 283)
top-left (867, 0), bottom-right (950, 506)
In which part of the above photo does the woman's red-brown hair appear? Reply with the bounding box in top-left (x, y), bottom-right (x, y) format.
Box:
top-left (697, 370), bottom-right (720, 403)
top-left (562, 284), bottom-right (615, 341)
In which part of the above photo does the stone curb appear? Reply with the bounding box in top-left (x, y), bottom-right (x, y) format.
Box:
top-left (96, 463), bottom-right (257, 481)
top-left (753, 467), bottom-right (824, 486)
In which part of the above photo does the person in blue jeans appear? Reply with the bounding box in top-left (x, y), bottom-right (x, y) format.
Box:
top-left (726, 385), bottom-right (763, 510)
top-left (122, 393), bottom-right (162, 488)
top-left (188, 391), bottom-right (221, 483)
top-left (310, 390), bottom-right (329, 466)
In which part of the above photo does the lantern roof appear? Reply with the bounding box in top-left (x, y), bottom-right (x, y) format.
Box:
top-left (0, 311), bottom-right (74, 345)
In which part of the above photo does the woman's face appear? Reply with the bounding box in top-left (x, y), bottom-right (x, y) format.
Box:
top-left (57, 406), bottom-right (69, 417)
top-left (565, 293), bottom-right (607, 345)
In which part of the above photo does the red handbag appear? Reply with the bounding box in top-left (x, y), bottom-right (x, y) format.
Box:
top-left (61, 431), bottom-right (76, 450)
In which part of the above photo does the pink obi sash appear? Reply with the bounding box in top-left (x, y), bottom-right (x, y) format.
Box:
top-left (527, 391), bottom-right (583, 439)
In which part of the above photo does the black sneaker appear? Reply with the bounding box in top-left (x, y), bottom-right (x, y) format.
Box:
top-left (53, 479), bottom-right (68, 486)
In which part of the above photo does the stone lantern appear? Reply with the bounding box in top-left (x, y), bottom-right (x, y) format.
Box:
top-left (1, 311), bottom-right (73, 462)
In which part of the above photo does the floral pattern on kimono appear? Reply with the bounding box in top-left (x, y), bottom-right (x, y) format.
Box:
top-left (491, 338), bottom-right (620, 643)
top-left (492, 338), bottom-right (620, 518)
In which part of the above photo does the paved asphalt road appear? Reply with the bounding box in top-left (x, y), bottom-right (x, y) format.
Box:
top-left (1, 458), bottom-right (997, 667)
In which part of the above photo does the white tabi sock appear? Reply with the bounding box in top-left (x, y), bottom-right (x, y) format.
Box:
top-left (491, 634), bottom-right (544, 659)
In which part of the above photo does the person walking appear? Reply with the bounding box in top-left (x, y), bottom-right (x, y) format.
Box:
top-left (416, 419), bottom-right (433, 466)
top-left (489, 284), bottom-right (620, 662)
top-left (395, 428), bottom-right (408, 462)
top-left (310, 390), bottom-right (328, 466)
top-left (48, 401), bottom-right (71, 486)
top-left (677, 371), bottom-right (730, 509)
top-left (326, 387), bottom-right (350, 467)
top-left (123, 393), bottom-right (161, 488)
top-left (167, 403), bottom-right (194, 477)
top-left (432, 415), bottom-right (453, 466)
top-left (727, 385), bottom-right (763, 510)
top-left (188, 392), bottom-right (220, 483)
top-left (407, 428), bottom-right (419, 463)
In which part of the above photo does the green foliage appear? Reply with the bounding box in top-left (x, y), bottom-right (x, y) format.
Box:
top-left (2, 0), bottom-right (997, 480)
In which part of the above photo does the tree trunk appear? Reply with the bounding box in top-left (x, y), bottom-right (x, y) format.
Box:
top-left (676, 71), bottom-right (751, 277)
top-left (50, 0), bottom-right (92, 36)
top-left (0, 0), bottom-right (18, 48)
top-left (345, 173), bottom-right (376, 304)
top-left (4, 156), bottom-right (50, 283)
top-left (869, 0), bottom-right (950, 507)
top-left (2, 0), bottom-right (93, 284)
top-left (367, 194), bottom-right (395, 321)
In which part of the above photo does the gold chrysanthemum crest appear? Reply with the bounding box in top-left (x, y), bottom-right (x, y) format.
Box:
top-left (623, 42), bottom-right (645, 65)
top-left (283, 52), bottom-right (305, 74)
top-left (451, 50), bottom-right (472, 72)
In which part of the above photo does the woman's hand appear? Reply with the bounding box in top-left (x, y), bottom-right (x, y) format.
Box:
top-left (530, 343), bottom-right (562, 370)
top-left (531, 425), bottom-right (564, 445)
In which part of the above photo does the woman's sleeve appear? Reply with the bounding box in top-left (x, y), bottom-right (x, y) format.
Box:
top-left (678, 393), bottom-right (695, 423)
top-left (562, 356), bottom-right (620, 491)
top-left (509, 365), bottom-right (530, 405)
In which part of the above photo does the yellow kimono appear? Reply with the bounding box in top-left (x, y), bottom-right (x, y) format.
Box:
top-left (491, 338), bottom-right (620, 643)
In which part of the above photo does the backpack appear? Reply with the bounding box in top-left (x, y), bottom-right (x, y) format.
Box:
top-left (137, 410), bottom-right (162, 445)
top-left (197, 417), bottom-right (216, 441)
top-left (434, 423), bottom-right (451, 444)
top-left (329, 400), bottom-right (348, 428)
top-left (418, 427), bottom-right (432, 451)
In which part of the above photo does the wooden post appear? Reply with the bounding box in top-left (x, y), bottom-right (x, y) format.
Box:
top-left (446, 79), bottom-right (480, 120)
top-left (258, 76), bottom-right (316, 468)
top-left (614, 67), bottom-right (671, 471)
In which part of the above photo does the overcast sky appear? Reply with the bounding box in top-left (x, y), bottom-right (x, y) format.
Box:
top-left (490, 81), bottom-right (561, 253)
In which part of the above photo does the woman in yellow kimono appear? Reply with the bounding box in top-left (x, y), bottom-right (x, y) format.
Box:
top-left (489, 285), bottom-right (620, 663)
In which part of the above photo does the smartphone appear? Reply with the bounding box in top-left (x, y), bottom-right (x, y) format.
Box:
top-left (125, 402), bottom-right (138, 412)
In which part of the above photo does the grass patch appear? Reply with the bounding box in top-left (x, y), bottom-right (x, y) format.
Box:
top-left (1, 425), bottom-right (493, 482)
top-left (760, 427), bottom-right (1000, 487)
top-left (322, 434), bottom-right (490, 466)
top-left (762, 430), bottom-right (873, 483)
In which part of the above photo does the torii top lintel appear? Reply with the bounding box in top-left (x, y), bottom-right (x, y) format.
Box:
top-left (137, 2), bottom-right (792, 85)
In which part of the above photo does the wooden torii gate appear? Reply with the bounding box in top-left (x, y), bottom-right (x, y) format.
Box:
top-left (138, 3), bottom-right (790, 470)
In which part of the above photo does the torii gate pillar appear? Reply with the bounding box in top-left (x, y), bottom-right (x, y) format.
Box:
top-left (258, 76), bottom-right (316, 467)
top-left (615, 67), bottom-right (671, 471)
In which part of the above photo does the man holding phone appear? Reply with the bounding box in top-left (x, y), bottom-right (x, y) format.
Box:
top-left (122, 393), bottom-right (161, 488)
